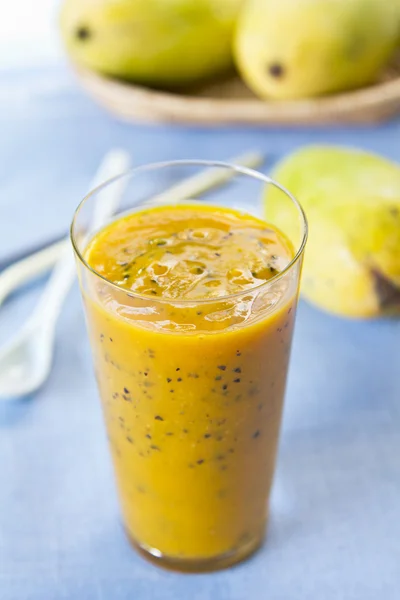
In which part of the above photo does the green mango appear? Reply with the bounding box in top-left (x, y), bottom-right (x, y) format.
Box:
top-left (234, 0), bottom-right (399, 99)
top-left (264, 146), bottom-right (400, 318)
top-left (60, 0), bottom-right (242, 87)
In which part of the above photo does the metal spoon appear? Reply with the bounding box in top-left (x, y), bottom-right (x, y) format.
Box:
top-left (0, 149), bottom-right (131, 400)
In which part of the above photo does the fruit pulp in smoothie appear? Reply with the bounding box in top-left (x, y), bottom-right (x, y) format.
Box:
top-left (83, 204), bottom-right (297, 567)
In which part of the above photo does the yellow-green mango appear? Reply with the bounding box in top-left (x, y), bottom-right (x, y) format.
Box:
top-left (234, 0), bottom-right (399, 99)
top-left (265, 146), bottom-right (400, 318)
top-left (61, 0), bottom-right (242, 87)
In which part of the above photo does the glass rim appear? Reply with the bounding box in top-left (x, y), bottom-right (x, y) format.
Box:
top-left (70, 159), bottom-right (308, 305)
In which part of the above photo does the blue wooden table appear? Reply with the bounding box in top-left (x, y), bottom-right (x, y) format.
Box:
top-left (0, 67), bottom-right (399, 600)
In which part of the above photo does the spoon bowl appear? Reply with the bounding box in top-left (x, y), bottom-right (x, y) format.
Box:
top-left (0, 323), bottom-right (53, 398)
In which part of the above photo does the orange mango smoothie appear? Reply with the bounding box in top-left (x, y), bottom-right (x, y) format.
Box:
top-left (83, 204), bottom-right (297, 569)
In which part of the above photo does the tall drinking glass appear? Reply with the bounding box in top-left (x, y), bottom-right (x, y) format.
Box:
top-left (71, 160), bottom-right (307, 571)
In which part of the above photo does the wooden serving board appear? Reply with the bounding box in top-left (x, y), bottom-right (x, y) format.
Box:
top-left (75, 55), bottom-right (400, 126)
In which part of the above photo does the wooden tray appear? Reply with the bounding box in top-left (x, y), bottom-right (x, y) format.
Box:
top-left (75, 55), bottom-right (400, 126)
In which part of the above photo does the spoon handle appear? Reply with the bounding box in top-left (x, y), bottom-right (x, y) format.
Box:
top-left (0, 233), bottom-right (66, 274)
top-left (0, 240), bottom-right (68, 308)
top-left (150, 150), bottom-right (264, 205)
top-left (29, 149), bottom-right (132, 330)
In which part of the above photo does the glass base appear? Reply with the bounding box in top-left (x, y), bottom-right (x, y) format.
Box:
top-left (126, 530), bottom-right (265, 573)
